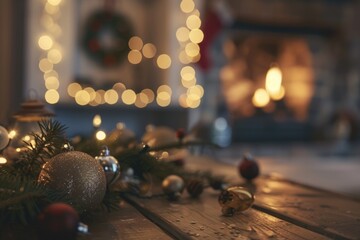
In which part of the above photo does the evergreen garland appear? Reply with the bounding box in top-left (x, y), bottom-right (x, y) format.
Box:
top-left (0, 119), bottom-right (224, 225)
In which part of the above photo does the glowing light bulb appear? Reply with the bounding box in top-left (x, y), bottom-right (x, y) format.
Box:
top-left (157, 54), bottom-right (172, 69)
top-left (96, 130), bottom-right (106, 141)
top-left (38, 35), bottom-right (53, 50)
top-left (93, 115), bottom-right (102, 128)
top-left (8, 130), bottom-right (17, 139)
top-left (0, 156), bottom-right (7, 164)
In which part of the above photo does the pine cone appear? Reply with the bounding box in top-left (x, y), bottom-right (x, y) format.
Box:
top-left (186, 179), bottom-right (204, 198)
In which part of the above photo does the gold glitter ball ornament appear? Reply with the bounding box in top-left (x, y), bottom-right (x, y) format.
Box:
top-left (38, 151), bottom-right (107, 211)
top-left (218, 186), bottom-right (254, 216)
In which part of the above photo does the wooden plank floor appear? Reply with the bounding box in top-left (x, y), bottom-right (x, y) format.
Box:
top-left (5, 154), bottom-right (359, 239)
top-left (0, 201), bottom-right (171, 240)
top-left (86, 155), bottom-right (360, 239)
top-left (83, 201), bottom-right (171, 240)
top-left (253, 177), bottom-right (360, 239)
top-left (123, 190), bottom-right (329, 240)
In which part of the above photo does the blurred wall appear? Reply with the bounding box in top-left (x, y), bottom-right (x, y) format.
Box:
top-left (0, 0), bottom-right (26, 125)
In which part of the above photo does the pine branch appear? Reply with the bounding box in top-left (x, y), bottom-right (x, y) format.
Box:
top-left (12, 119), bottom-right (68, 179)
top-left (0, 192), bottom-right (43, 209)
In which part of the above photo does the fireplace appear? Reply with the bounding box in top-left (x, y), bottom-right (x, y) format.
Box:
top-left (211, 0), bottom-right (357, 142)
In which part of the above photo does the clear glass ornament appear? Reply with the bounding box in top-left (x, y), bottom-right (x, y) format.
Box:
top-left (96, 146), bottom-right (120, 186)
top-left (218, 186), bottom-right (254, 216)
top-left (0, 125), bottom-right (9, 151)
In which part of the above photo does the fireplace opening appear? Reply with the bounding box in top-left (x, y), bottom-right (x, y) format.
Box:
top-left (218, 33), bottom-right (330, 142)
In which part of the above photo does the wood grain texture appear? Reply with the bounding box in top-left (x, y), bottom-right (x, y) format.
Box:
top-left (124, 189), bottom-right (329, 240)
top-left (253, 177), bottom-right (360, 240)
top-left (83, 201), bottom-right (171, 240)
top-left (185, 155), bottom-right (360, 240)
top-left (0, 201), bottom-right (170, 240)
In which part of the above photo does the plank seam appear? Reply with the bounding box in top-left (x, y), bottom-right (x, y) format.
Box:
top-left (252, 204), bottom-right (351, 240)
top-left (121, 194), bottom-right (193, 240)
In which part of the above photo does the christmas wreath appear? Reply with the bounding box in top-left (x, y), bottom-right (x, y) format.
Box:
top-left (82, 10), bottom-right (133, 67)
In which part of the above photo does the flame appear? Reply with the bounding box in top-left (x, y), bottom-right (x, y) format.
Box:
top-left (252, 89), bottom-right (270, 108)
top-left (265, 66), bottom-right (285, 100)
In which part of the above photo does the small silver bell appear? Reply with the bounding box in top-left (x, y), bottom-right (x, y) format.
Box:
top-left (96, 146), bottom-right (120, 186)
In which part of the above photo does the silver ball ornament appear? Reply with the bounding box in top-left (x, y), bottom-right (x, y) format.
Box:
top-left (38, 151), bottom-right (107, 211)
top-left (0, 125), bottom-right (9, 151)
top-left (162, 175), bottom-right (185, 199)
top-left (95, 146), bottom-right (120, 186)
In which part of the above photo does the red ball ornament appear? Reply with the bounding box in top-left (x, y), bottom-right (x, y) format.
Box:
top-left (176, 128), bottom-right (186, 141)
top-left (37, 203), bottom-right (80, 240)
top-left (238, 154), bottom-right (260, 181)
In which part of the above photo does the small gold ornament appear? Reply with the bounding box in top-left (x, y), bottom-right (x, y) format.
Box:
top-left (38, 151), bottom-right (106, 211)
top-left (162, 175), bottom-right (185, 200)
top-left (218, 186), bottom-right (254, 216)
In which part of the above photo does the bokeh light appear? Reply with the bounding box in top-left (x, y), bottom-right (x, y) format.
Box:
top-left (128, 36), bottom-right (143, 50)
top-left (180, 0), bottom-right (195, 13)
top-left (176, 27), bottom-right (190, 42)
top-left (252, 89), bottom-right (270, 108)
top-left (157, 54), bottom-right (172, 69)
top-left (38, 35), bottom-right (53, 50)
top-left (47, 49), bottom-right (62, 64)
top-left (122, 89), bottom-right (136, 105)
top-left (104, 89), bottom-right (119, 104)
top-left (128, 50), bottom-right (142, 64)
top-left (39, 58), bottom-right (53, 72)
top-left (75, 90), bottom-right (91, 105)
top-left (142, 43), bottom-right (157, 58)
top-left (186, 15), bottom-right (201, 29)
top-left (45, 89), bottom-right (59, 104)
top-left (189, 29), bottom-right (204, 44)
top-left (67, 82), bottom-right (82, 97)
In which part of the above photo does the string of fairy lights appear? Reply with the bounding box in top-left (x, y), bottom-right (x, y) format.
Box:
top-left (38, 0), bottom-right (204, 109)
